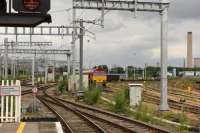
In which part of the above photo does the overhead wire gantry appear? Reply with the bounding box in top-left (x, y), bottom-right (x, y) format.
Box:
top-left (73, 0), bottom-right (170, 111)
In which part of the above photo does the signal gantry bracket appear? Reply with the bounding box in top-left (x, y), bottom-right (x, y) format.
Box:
top-left (73, 0), bottom-right (169, 13)
top-left (0, 13), bottom-right (51, 27)
top-left (0, 49), bottom-right (71, 55)
top-left (0, 26), bottom-right (80, 36)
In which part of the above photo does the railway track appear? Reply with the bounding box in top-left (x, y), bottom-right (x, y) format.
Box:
top-left (108, 82), bottom-right (200, 113)
top-left (146, 85), bottom-right (200, 102)
top-left (143, 92), bottom-right (200, 114)
top-left (21, 79), bottom-right (32, 86)
top-left (21, 83), bottom-right (55, 95)
top-left (121, 80), bottom-right (200, 102)
top-left (38, 96), bottom-right (106, 133)
top-left (39, 90), bottom-right (171, 133)
top-left (22, 84), bottom-right (171, 132)
top-left (143, 84), bottom-right (200, 114)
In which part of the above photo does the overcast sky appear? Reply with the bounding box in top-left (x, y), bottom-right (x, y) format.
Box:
top-left (2, 0), bottom-right (200, 68)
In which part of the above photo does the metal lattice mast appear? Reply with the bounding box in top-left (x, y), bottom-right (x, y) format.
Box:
top-left (79, 19), bottom-right (84, 94)
top-left (45, 57), bottom-right (48, 84)
top-left (0, 47), bottom-right (71, 82)
top-left (67, 54), bottom-right (71, 91)
top-left (72, 6), bottom-right (77, 91)
top-left (32, 55), bottom-right (35, 86)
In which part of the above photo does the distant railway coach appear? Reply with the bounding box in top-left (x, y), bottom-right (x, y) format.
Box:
top-left (107, 74), bottom-right (120, 82)
top-left (107, 74), bottom-right (127, 82)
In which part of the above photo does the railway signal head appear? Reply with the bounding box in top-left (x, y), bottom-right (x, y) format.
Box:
top-left (0, 0), bottom-right (52, 27)
top-left (24, 0), bottom-right (40, 11)
top-left (0, 0), bottom-right (7, 14)
top-left (13, 0), bottom-right (50, 13)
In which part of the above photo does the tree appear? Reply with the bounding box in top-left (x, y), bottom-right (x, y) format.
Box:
top-left (110, 66), bottom-right (125, 74)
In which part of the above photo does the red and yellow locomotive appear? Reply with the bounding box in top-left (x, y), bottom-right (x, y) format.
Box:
top-left (89, 67), bottom-right (107, 88)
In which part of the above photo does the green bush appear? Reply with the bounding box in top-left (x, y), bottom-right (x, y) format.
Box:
top-left (57, 80), bottom-right (68, 93)
top-left (55, 75), bottom-right (60, 81)
top-left (158, 111), bottom-right (175, 120)
top-left (109, 91), bottom-right (129, 113)
top-left (63, 75), bottom-right (68, 80)
top-left (84, 88), bottom-right (101, 105)
top-left (134, 103), bottom-right (153, 122)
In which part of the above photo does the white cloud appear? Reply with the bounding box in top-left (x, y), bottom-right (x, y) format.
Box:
top-left (1, 0), bottom-right (199, 67)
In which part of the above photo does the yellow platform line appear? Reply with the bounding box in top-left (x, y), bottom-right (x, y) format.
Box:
top-left (16, 122), bottom-right (26, 133)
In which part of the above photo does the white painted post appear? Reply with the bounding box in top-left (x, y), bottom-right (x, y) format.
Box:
top-left (160, 0), bottom-right (169, 111)
top-left (1, 80), bottom-right (4, 122)
top-left (10, 80), bottom-right (14, 122)
top-left (17, 80), bottom-right (21, 122)
top-left (14, 82), bottom-right (19, 122)
top-left (5, 80), bottom-right (9, 122)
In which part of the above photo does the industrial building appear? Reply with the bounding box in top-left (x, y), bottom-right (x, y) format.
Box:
top-left (187, 32), bottom-right (193, 68)
top-left (194, 58), bottom-right (200, 68)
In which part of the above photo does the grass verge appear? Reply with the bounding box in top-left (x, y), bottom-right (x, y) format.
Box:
top-left (84, 88), bottom-right (101, 105)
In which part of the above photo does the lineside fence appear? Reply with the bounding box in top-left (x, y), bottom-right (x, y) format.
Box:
top-left (0, 80), bottom-right (21, 122)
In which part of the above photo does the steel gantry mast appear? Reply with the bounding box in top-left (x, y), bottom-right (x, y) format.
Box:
top-left (73, 0), bottom-right (170, 111)
top-left (71, 6), bottom-right (78, 92)
top-left (160, 0), bottom-right (169, 111)
top-left (0, 25), bottom-right (81, 86)
top-left (0, 39), bottom-right (71, 85)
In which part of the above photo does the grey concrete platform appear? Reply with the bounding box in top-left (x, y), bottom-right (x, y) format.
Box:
top-left (0, 122), bottom-right (59, 133)
top-left (0, 123), bottom-right (19, 133)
